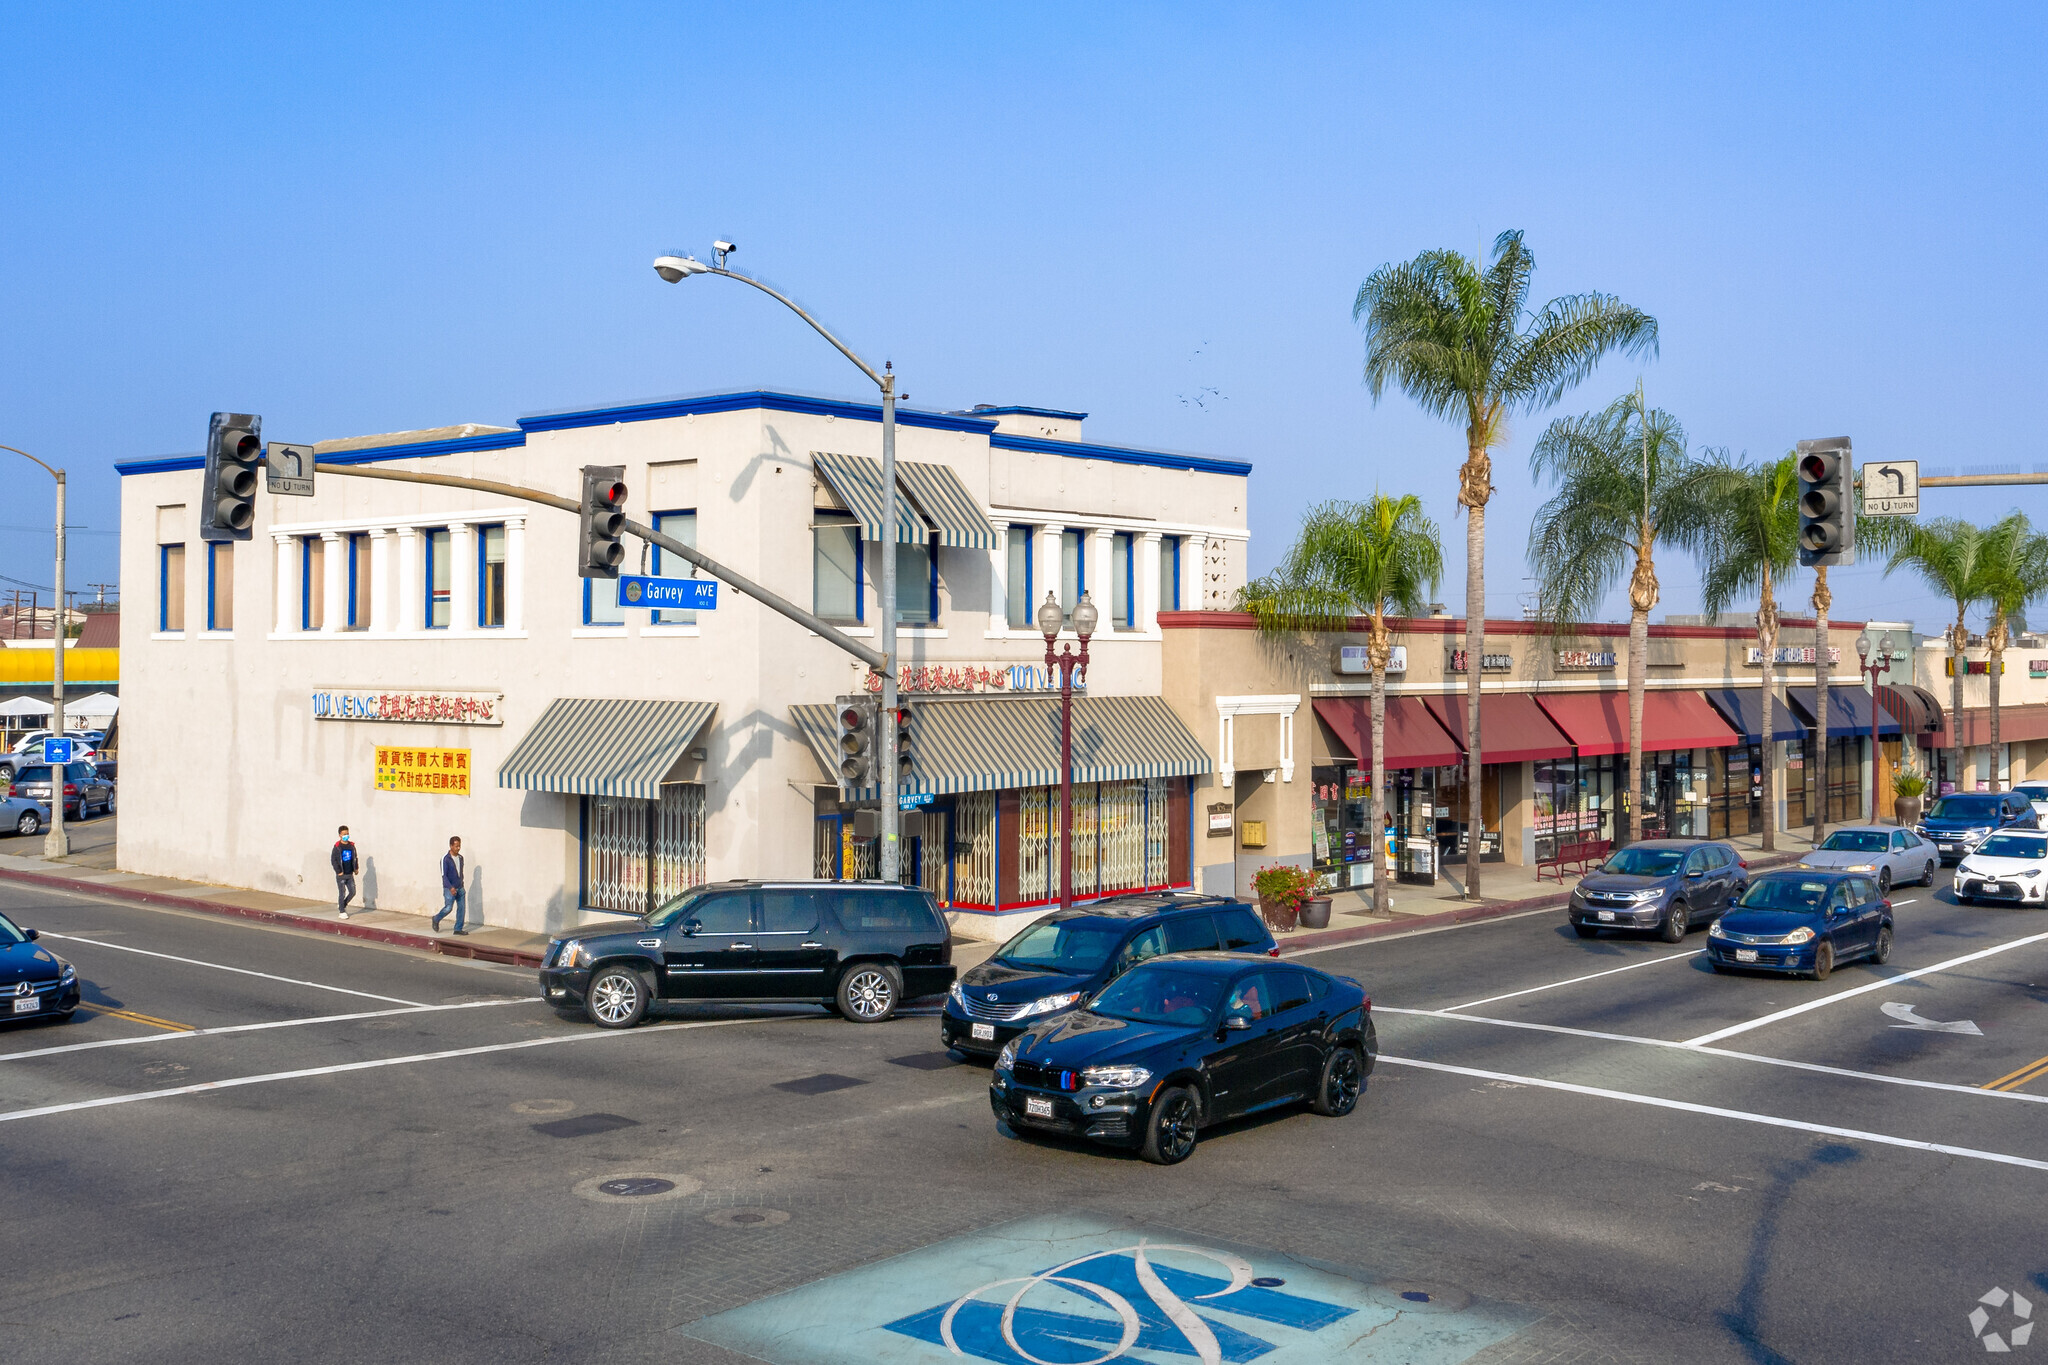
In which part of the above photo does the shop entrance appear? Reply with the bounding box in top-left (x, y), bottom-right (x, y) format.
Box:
top-left (581, 785), bottom-right (707, 915)
top-left (1394, 769), bottom-right (1438, 885)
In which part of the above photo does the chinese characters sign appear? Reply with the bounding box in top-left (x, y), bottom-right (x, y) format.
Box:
top-left (1555, 649), bottom-right (1617, 669)
top-left (1745, 646), bottom-right (1843, 665)
top-left (1448, 649), bottom-right (1513, 673)
top-left (864, 663), bottom-right (1086, 694)
top-left (375, 746), bottom-right (472, 795)
top-left (314, 689), bottom-right (503, 725)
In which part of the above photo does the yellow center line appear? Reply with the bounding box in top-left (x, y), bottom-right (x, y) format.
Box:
top-left (74, 1003), bottom-right (194, 1033)
top-left (1984, 1054), bottom-right (2048, 1092)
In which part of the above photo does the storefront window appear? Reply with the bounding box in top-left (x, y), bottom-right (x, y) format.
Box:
top-left (1311, 765), bottom-right (1375, 892)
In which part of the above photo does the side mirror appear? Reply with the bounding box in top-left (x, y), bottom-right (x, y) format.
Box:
top-left (1222, 1014), bottom-right (1251, 1032)
top-left (680, 918), bottom-right (702, 937)
top-left (23, 928), bottom-right (37, 941)
top-left (1686, 869), bottom-right (1704, 879)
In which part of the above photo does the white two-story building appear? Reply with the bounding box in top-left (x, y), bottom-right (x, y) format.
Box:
top-left (117, 392), bottom-right (1249, 939)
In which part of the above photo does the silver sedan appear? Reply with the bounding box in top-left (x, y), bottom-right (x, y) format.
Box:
top-left (0, 794), bottom-right (52, 837)
top-left (1795, 825), bottom-right (1937, 894)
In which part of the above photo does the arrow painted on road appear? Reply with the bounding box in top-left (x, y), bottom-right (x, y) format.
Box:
top-left (1882, 1001), bottom-right (1983, 1035)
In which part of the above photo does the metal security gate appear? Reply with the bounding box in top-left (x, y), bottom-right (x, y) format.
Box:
top-left (583, 785), bottom-right (706, 914)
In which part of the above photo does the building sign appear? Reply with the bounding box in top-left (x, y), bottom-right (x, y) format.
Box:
top-left (865, 663), bottom-right (1086, 694)
top-left (1206, 802), bottom-right (1233, 835)
top-left (1336, 645), bottom-right (1406, 676)
top-left (1448, 649), bottom-right (1513, 673)
top-left (375, 746), bottom-right (472, 795)
top-left (2031, 659), bottom-right (2048, 679)
top-left (1556, 649), bottom-right (1617, 669)
top-left (314, 689), bottom-right (503, 725)
top-left (1946, 658), bottom-right (2005, 676)
top-left (1745, 646), bottom-right (1843, 665)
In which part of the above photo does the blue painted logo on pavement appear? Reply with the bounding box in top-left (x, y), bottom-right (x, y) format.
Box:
top-left (677, 1213), bottom-right (1534, 1364)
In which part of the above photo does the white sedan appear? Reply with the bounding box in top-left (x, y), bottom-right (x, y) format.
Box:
top-left (1953, 830), bottom-right (2048, 906)
top-left (2014, 781), bottom-right (2048, 822)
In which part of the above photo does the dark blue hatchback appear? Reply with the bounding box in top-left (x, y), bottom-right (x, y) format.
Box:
top-left (1705, 870), bottom-right (1893, 980)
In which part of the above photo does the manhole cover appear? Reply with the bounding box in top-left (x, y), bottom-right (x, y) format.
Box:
top-left (533, 1112), bottom-right (639, 1139)
top-left (572, 1172), bottom-right (702, 1204)
top-left (706, 1207), bottom-right (790, 1228)
top-left (598, 1178), bottom-right (676, 1198)
top-left (1401, 1290), bottom-right (1431, 1302)
top-left (773, 1073), bottom-right (867, 1095)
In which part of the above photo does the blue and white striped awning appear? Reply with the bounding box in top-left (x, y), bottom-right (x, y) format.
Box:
top-left (812, 451), bottom-right (994, 549)
top-left (498, 698), bottom-right (717, 799)
top-left (791, 694), bottom-right (1210, 798)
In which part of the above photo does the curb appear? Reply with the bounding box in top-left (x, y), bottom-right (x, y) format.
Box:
top-left (0, 866), bottom-right (547, 968)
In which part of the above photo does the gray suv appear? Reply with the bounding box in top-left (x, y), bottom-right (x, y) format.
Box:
top-left (7, 762), bottom-right (113, 821)
top-left (1567, 839), bottom-right (1747, 942)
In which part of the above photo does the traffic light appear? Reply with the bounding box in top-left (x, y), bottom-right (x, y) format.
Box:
top-left (1796, 437), bottom-right (1855, 568)
top-left (201, 412), bottom-right (262, 542)
top-left (895, 703), bottom-right (915, 781)
top-left (835, 694), bottom-right (877, 787)
top-left (579, 465), bottom-right (627, 578)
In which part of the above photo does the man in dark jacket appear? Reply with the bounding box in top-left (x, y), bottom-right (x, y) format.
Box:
top-left (331, 826), bottom-right (360, 919)
top-left (434, 836), bottom-right (466, 935)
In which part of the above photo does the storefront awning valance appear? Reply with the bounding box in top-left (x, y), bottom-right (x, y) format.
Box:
top-left (812, 452), bottom-right (994, 548)
top-left (498, 698), bottom-right (717, 799)
top-left (1880, 683), bottom-right (1945, 737)
top-left (792, 695), bottom-right (1210, 797)
top-left (1312, 697), bottom-right (1462, 770)
top-left (1535, 690), bottom-right (1741, 758)
top-left (1786, 686), bottom-right (1900, 739)
top-left (1927, 702), bottom-right (2048, 748)
top-left (1700, 687), bottom-right (1808, 746)
top-left (1418, 692), bottom-right (1575, 764)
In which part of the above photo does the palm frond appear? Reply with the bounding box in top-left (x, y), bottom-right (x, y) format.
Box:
top-left (1497, 295), bottom-right (1660, 412)
top-left (1244, 494), bottom-right (1445, 636)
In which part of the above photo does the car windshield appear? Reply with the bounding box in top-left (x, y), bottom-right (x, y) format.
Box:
top-left (0, 914), bottom-right (24, 945)
top-left (995, 920), bottom-right (1124, 973)
top-left (1088, 966), bottom-right (1228, 1027)
top-left (1976, 834), bottom-right (2048, 860)
top-left (1819, 831), bottom-right (1888, 852)
top-left (645, 885), bottom-right (728, 929)
top-left (1737, 878), bottom-right (1831, 911)
top-left (1599, 847), bottom-right (1686, 876)
top-left (1930, 796), bottom-right (2002, 820)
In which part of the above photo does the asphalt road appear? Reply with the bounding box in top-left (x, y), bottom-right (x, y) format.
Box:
top-left (1, 864), bottom-right (2044, 1365)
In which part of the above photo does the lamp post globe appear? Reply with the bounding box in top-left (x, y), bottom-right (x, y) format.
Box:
top-left (1879, 631), bottom-right (1894, 660)
top-left (1072, 592), bottom-right (1099, 641)
top-left (1037, 591), bottom-right (1064, 641)
top-left (1855, 631), bottom-right (1872, 665)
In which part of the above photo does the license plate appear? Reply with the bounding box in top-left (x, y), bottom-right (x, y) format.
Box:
top-left (12, 996), bottom-right (38, 1013)
top-left (1025, 1096), bottom-right (1053, 1118)
top-left (1734, 949), bottom-right (1758, 963)
top-left (1597, 910), bottom-right (1616, 922)
top-left (971, 1022), bottom-right (995, 1041)
top-left (1939, 843), bottom-right (1956, 851)
top-left (1983, 883), bottom-right (2004, 894)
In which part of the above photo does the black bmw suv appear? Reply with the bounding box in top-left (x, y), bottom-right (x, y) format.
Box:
top-left (539, 880), bottom-right (955, 1028)
top-left (939, 893), bottom-right (1277, 1060)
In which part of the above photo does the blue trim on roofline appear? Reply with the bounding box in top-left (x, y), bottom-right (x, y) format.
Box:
top-left (116, 428), bottom-right (527, 477)
top-left (962, 405), bottom-right (1089, 421)
top-left (518, 389), bottom-right (1001, 436)
top-left (989, 431), bottom-right (1251, 477)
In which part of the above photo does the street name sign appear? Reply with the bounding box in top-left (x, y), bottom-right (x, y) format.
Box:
top-left (266, 442), bottom-right (316, 496)
top-left (618, 575), bottom-right (718, 610)
top-left (41, 738), bottom-right (72, 764)
top-left (1862, 459), bottom-right (1918, 516)
top-left (898, 791), bottom-right (934, 810)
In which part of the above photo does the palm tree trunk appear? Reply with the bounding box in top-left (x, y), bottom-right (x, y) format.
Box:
top-left (1626, 539), bottom-right (1655, 845)
top-left (1950, 610), bottom-right (1967, 795)
top-left (1989, 611), bottom-right (2006, 791)
top-left (1812, 569), bottom-right (1830, 843)
top-left (1758, 572), bottom-right (1779, 853)
top-left (1368, 610), bottom-right (1391, 916)
top-left (1463, 496), bottom-right (1485, 899)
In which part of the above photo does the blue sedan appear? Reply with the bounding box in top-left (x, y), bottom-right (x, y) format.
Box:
top-left (1706, 870), bottom-right (1893, 980)
top-left (0, 794), bottom-right (52, 837)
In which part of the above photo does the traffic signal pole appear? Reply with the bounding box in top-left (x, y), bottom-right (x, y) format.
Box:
top-left (878, 371), bottom-right (901, 886)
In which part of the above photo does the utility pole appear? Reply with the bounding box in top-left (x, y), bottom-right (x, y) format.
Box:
top-left (47, 469), bottom-right (66, 858)
top-left (878, 364), bottom-right (901, 886)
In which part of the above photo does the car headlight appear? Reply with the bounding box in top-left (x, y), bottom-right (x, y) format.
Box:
top-left (554, 940), bottom-right (583, 969)
top-left (948, 981), bottom-right (965, 1007)
top-left (1080, 1064), bottom-right (1152, 1090)
top-left (1796, 861), bottom-right (1818, 870)
top-left (1630, 889), bottom-right (1663, 902)
top-left (1969, 827), bottom-right (1993, 841)
top-left (996, 1039), bottom-right (1018, 1072)
top-left (59, 963), bottom-right (75, 982)
top-left (1844, 863), bottom-right (1877, 873)
top-left (1708, 920), bottom-right (1728, 938)
top-left (1779, 927), bottom-right (1816, 944)
top-left (1017, 990), bottom-right (1082, 1019)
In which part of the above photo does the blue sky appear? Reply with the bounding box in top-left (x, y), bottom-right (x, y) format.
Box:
top-left (3, 2), bottom-right (2045, 632)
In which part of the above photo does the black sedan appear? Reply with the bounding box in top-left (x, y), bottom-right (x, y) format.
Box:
top-left (1, 910), bottom-right (80, 1022)
top-left (990, 953), bottom-right (1374, 1165)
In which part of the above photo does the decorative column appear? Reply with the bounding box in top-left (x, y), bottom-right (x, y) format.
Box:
top-left (1088, 528), bottom-right (1114, 628)
top-left (1139, 531), bottom-right (1163, 633)
top-left (395, 527), bottom-right (421, 633)
top-left (503, 517), bottom-right (526, 632)
top-left (273, 534), bottom-right (297, 634)
top-left (1185, 534), bottom-right (1211, 608)
top-left (320, 532), bottom-right (345, 634)
top-left (368, 530), bottom-right (393, 634)
top-left (448, 522), bottom-right (476, 632)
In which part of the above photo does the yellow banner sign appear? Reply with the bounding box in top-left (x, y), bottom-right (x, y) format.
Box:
top-left (375, 746), bottom-right (472, 795)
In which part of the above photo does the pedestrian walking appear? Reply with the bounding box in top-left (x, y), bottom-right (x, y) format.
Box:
top-left (433, 835), bottom-right (467, 935)
top-left (331, 825), bottom-right (360, 919)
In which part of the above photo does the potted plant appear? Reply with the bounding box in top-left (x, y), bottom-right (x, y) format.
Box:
top-left (1252, 863), bottom-right (1314, 932)
top-left (1892, 766), bottom-right (1928, 827)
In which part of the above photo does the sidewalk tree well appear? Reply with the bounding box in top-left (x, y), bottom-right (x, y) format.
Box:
top-left (1355, 229), bottom-right (1658, 899)
top-left (1528, 390), bottom-right (1713, 844)
top-left (1880, 516), bottom-right (2006, 792)
top-left (1238, 494), bottom-right (1443, 915)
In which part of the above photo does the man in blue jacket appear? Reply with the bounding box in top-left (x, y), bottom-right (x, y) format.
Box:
top-left (434, 835), bottom-right (467, 935)
top-left (331, 826), bottom-right (360, 920)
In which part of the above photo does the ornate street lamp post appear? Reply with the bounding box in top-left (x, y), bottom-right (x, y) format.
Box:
top-left (1855, 629), bottom-right (1895, 824)
top-left (1039, 589), bottom-right (1098, 909)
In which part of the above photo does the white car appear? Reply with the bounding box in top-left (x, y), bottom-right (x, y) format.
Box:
top-left (2014, 781), bottom-right (2048, 822)
top-left (1953, 830), bottom-right (2048, 906)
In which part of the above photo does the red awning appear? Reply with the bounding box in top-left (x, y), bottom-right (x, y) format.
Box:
top-left (1534, 690), bottom-right (1742, 757)
top-left (1420, 692), bottom-right (1576, 764)
top-left (1931, 703), bottom-right (2048, 748)
top-left (1312, 697), bottom-right (1462, 770)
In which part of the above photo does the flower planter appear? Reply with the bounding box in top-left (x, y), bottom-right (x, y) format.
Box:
top-left (1297, 896), bottom-right (1332, 930)
top-left (1258, 896), bottom-right (1298, 933)
top-left (1894, 795), bottom-right (1924, 827)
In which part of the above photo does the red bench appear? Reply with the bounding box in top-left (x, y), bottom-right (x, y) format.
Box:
top-left (1537, 838), bottom-right (1612, 883)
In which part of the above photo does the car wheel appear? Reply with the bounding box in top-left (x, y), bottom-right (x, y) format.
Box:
top-left (102, 790), bottom-right (116, 816)
top-left (14, 811), bottom-right (38, 836)
top-left (1140, 1086), bottom-right (1200, 1165)
top-left (1872, 926), bottom-right (1893, 965)
top-left (1922, 861), bottom-right (1936, 887)
top-left (1311, 1046), bottom-right (1365, 1117)
top-left (1878, 868), bottom-right (1891, 895)
top-left (584, 967), bottom-right (649, 1029)
top-left (1572, 923), bottom-right (1599, 939)
top-left (835, 963), bottom-right (902, 1022)
top-left (1811, 942), bottom-right (1834, 981)
top-left (1660, 903), bottom-right (1690, 943)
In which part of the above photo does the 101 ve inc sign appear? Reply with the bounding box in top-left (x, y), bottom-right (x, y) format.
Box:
top-left (312, 689), bottom-right (504, 725)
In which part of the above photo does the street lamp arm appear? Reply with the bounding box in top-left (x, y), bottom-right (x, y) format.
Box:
top-left (702, 268), bottom-right (887, 391)
top-left (0, 444), bottom-right (60, 480)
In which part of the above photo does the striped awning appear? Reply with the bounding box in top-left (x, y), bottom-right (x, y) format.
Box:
top-left (791, 694), bottom-right (1211, 797)
top-left (498, 698), bottom-right (717, 799)
top-left (812, 451), bottom-right (994, 548)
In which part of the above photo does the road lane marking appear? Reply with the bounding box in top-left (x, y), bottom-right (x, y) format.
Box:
top-left (74, 1003), bottom-right (192, 1032)
top-left (0, 1014), bottom-right (796, 1125)
top-left (1440, 950), bottom-right (1704, 1012)
top-left (1376, 1006), bottom-right (2048, 1105)
top-left (1681, 930), bottom-right (2048, 1047)
top-left (1379, 1055), bottom-right (2048, 1173)
top-left (1891, 899), bottom-right (1920, 906)
top-left (41, 933), bottom-right (426, 1007)
top-left (0, 998), bottom-right (534, 1063)
top-left (1987, 1055), bottom-right (2048, 1092)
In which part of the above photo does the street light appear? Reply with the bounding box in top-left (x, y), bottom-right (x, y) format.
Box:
top-left (1855, 629), bottom-right (1896, 822)
top-left (0, 444), bottom-right (67, 858)
top-left (654, 247), bottom-right (908, 883)
top-left (1040, 590), bottom-right (1097, 909)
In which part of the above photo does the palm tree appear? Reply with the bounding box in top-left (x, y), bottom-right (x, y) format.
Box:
top-left (1974, 515), bottom-right (2047, 789)
top-left (1528, 391), bottom-right (1714, 844)
top-left (1239, 494), bottom-right (1443, 914)
top-left (1355, 230), bottom-right (1658, 897)
top-left (1700, 455), bottom-right (1802, 852)
top-left (1883, 517), bottom-right (2004, 794)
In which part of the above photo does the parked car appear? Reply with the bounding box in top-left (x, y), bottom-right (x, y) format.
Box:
top-left (1953, 830), bottom-right (2048, 906)
top-left (1706, 870), bottom-right (1893, 980)
top-left (989, 954), bottom-right (1373, 1164)
top-left (539, 880), bottom-right (955, 1028)
top-left (1796, 825), bottom-right (1937, 893)
top-left (7, 762), bottom-right (113, 820)
top-left (0, 910), bottom-right (80, 1022)
top-left (1567, 839), bottom-right (1747, 942)
top-left (0, 733), bottom-right (99, 776)
top-left (940, 893), bottom-right (1278, 1060)
top-left (1917, 791), bottom-right (2039, 863)
top-left (0, 794), bottom-right (53, 837)
top-left (2011, 781), bottom-right (2048, 822)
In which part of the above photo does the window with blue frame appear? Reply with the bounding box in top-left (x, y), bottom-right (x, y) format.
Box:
top-left (813, 512), bottom-right (862, 624)
top-left (893, 538), bottom-right (937, 626)
top-left (424, 529), bottom-right (451, 628)
top-left (206, 542), bottom-right (234, 631)
top-left (1159, 534), bottom-right (1181, 613)
top-left (159, 544), bottom-right (186, 632)
top-left (651, 509), bottom-right (698, 624)
top-left (1111, 532), bottom-right (1134, 628)
top-left (477, 524), bottom-right (506, 627)
top-left (301, 537), bottom-right (325, 630)
top-left (1006, 524), bottom-right (1034, 628)
top-left (1060, 529), bottom-right (1086, 625)
top-left (583, 562), bottom-right (625, 626)
top-left (347, 533), bottom-right (371, 629)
